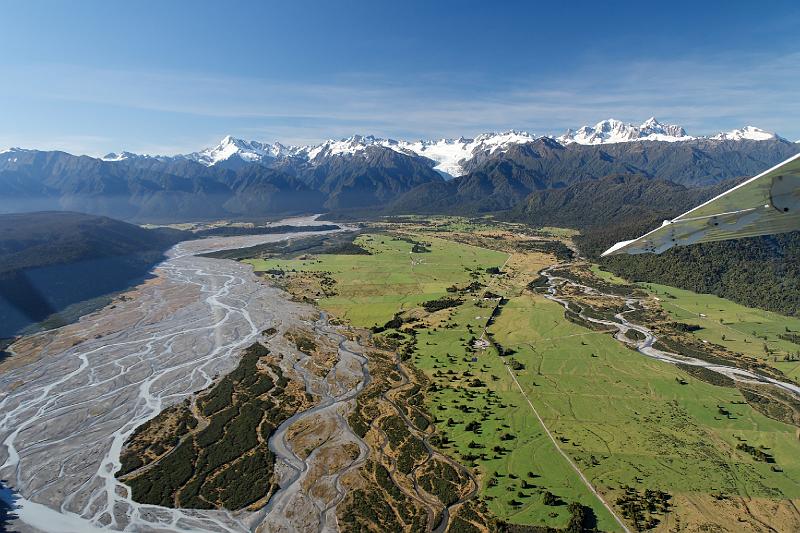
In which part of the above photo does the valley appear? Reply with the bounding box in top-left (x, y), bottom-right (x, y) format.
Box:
top-left (0, 215), bottom-right (798, 532)
top-left (238, 217), bottom-right (800, 532)
top-left (5, 4), bottom-right (800, 532)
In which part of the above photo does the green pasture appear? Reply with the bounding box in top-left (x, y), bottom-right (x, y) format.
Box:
top-left (536, 226), bottom-right (580, 238)
top-left (488, 294), bottom-right (800, 507)
top-left (589, 264), bottom-right (628, 285)
top-left (244, 233), bottom-right (507, 327)
top-left (376, 214), bottom-right (499, 234)
top-left (413, 298), bottom-right (623, 530)
top-left (642, 283), bottom-right (800, 381)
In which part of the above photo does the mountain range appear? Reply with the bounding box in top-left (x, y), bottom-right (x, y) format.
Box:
top-left (2, 118), bottom-right (798, 222)
top-left (98, 118), bottom-right (785, 178)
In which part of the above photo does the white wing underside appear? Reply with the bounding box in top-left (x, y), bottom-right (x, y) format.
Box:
top-left (602, 152), bottom-right (800, 256)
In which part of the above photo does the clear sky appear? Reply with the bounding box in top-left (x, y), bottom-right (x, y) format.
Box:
top-left (2, 0), bottom-right (799, 155)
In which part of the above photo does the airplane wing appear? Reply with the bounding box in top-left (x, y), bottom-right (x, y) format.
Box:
top-left (601, 152), bottom-right (800, 256)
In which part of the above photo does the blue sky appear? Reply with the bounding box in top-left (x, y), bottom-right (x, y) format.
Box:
top-left (2, 0), bottom-right (799, 154)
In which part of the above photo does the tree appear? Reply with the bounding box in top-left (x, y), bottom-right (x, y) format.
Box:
top-left (542, 491), bottom-right (559, 506)
top-left (465, 421), bottom-right (481, 432)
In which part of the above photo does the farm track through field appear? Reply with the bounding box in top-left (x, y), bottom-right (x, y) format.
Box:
top-left (504, 360), bottom-right (632, 533)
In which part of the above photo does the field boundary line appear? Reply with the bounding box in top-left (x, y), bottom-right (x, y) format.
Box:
top-left (479, 250), bottom-right (628, 530)
top-left (503, 363), bottom-right (631, 533)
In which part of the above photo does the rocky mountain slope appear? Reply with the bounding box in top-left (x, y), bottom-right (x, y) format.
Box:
top-left (2, 119), bottom-right (797, 222)
top-left (387, 135), bottom-right (799, 215)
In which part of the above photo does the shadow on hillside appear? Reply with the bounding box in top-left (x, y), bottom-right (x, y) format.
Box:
top-left (0, 480), bottom-right (19, 533)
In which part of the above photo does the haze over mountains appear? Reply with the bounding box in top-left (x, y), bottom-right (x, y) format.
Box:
top-left (0, 212), bottom-right (187, 337)
top-left (1, 118), bottom-right (797, 222)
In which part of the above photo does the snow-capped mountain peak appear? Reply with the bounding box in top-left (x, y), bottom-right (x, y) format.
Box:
top-left (639, 117), bottom-right (687, 138)
top-left (640, 116), bottom-right (660, 128)
top-left (198, 136), bottom-right (275, 165)
top-left (710, 126), bottom-right (778, 141)
top-left (92, 120), bottom-right (784, 178)
top-left (558, 118), bottom-right (691, 145)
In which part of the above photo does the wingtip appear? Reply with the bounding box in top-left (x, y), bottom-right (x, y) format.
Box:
top-left (600, 239), bottom-right (635, 257)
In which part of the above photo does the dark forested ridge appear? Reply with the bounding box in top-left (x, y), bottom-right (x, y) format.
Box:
top-left (509, 176), bottom-right (800, 317)
top-left (0, 212), bottom-right (190, 337)
top-left (503, 174), bottom-right (734, 229)
top-left (579, 224), bottom-right (800, 317)
top-left (2, 137), bottom-right (797, 223)
top-left (386, 137), bottom-right (799, 215)
top-left (488, 137), bottom-right (799, 187)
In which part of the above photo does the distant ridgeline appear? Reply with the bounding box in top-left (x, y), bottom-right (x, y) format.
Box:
top-left (0, 212), bottom-right (188, 338)
top-left (1, 132), bottom-right (798, 222)
top-left (2, 132), bottom-right (799, 319)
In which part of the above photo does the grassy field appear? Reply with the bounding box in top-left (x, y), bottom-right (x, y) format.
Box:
top-left (642, 283), bottom-right (800, 382)
top-left (536, 226), bottom-right (580, 238)
top-left (377, 215), bottom-right (501, 235)
top-left (412, 297), bottom-right (623, 530)
top-left (245, 233), bottom-right (507, 327)
top-left (489, 294), bottom-right (800, 502)
top-left (244, 225), bottom-right (800, 531)
top-left (590, 264), bottom-right (628, 285)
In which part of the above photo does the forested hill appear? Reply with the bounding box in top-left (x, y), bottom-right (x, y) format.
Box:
top-left (503, 174), bottom-right (733, 229)
top-left (579, 223), bottom-right (800, 318)
top-left (385, 137), bottom-right (800, 216)
top-left (0, 212), bottom-right (189, 337)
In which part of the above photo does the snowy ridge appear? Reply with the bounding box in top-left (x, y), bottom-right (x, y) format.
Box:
top-left (710, 126), bottom-right (778, 141)
top-left (388, 130), bottom-right (538, 177)
top-left (300, 134), bottom-right (383, 160)
top-left (557, 117), bottom-right (691, 145)
top-left (96, 119), bottom-right (784, 177)
top-left (183, 135), bottom-right (298, 165)
top-left (102, 151), bottom-right (141, 162)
